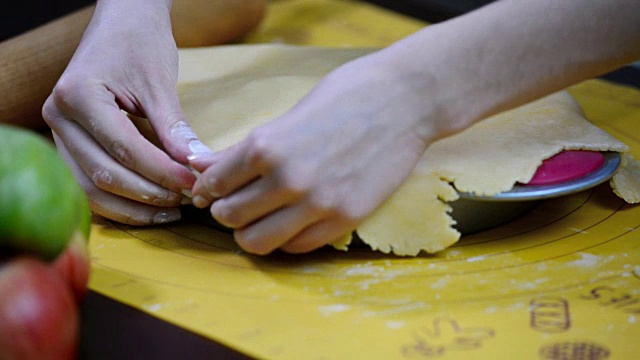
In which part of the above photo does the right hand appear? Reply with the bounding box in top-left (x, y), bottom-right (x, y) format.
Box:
top-left (42, 0), bottom-right (212, 225)
top-left (189, 51), bottom-right (443, 255)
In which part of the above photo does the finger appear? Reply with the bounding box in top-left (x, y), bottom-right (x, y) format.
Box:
top-left (280, 220), bottom-right (355, 254)
top-left (188, 142), bottom-right (242, 173)
top-left (188, 139), bottom-right (248, 174)
top-left (187, 152), bottom-right (219, 172)
top-left (90, 192), bottom-right (182, 226)
top-left (51, 127), bottom-right (182, 207)
top-left (127, 113), bottom-right (163, 148)
top-left (191, 137), bottom-right (266, 208)
top-left (209, 176), bottom-right (299, 229)
top-left (138, 85), bottom-right (214, 164)
top-left (56, 138), bottom-right (181, 225)
top-left (127, 115), bottom-right (195, 207)
top-left (233, 205), bottom-right (322, 255)
top-left (43, 92), bottom-right (195, 194)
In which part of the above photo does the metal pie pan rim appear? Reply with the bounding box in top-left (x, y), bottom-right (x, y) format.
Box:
top-left (456, 151), bottom-right (622, 202)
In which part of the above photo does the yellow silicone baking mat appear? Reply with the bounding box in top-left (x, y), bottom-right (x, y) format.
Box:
top-left (88, 0), bottom-right (640, 359)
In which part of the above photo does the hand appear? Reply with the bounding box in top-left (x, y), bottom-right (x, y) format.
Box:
top-left (0, 240), bottom-right (90, 360)
top-left (42, 0), bottom-right (212, 225)
top-left (190, 53), bottom-right (440, 254)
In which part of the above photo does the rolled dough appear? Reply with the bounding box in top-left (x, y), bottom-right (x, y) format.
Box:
top-left (611, 155), bottom-right (640, 204)
top-left (177, 44), bottom-right (637, 256)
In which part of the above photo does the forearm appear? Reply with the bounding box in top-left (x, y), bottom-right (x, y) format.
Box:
top-left (380, 0), bottom-right (640, 139)
top-left (87, 0), bottom-right (174, 42)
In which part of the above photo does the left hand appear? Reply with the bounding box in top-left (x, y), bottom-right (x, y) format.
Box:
top-left (42, 0), bottom-right (208, 225)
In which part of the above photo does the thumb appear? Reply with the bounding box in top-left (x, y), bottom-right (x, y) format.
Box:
top-left (146, 93), bottom-right (213, 164)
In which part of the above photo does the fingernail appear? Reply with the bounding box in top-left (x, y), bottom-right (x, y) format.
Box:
top-left (153, 209), bottom-right (181, 224)
top-left (205, 176), bottom-right (221, 197)
top-left (180, 189), bottom-right (193, 205)
top-left (170, 122), bottom-right (213, 159)
top-left (170, 121), bottom-right (197, 140)
top-left (192, 195), bottom-right (208, 208)
top-left (188, 140), bottom-right (213, 158)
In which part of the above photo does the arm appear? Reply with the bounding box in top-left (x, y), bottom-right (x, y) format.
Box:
top-left (191, 0), bottom-right (640, 255)
top-left (383, 0), bottom-right (640, 138)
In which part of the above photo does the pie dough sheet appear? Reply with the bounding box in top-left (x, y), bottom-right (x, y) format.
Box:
top-left (416, 91), bottom-right (630, 195)
top-left (612, 155), bottom-right (640, 204)
top-left (177, 44), bottom-right (636, 256)
top-left (178, 44), bottom-right (374, 151)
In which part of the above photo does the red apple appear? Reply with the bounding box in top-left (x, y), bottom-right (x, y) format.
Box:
top-left (0, 241), bottom-right (90, 360)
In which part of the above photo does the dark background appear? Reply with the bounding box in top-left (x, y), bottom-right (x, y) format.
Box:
top-left (0, 0), bottom-right (94, 41)
top-left (0, 0), bottom-right (498, 41)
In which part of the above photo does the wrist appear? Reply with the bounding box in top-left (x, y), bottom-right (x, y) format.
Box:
top-left (372, 28), bottom-right (489, 145)
top-left (92, 0), bottom-right (173, 28)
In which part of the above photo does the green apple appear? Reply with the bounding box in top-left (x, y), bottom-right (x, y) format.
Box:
top-left (0, 124), bottom-right (91, 260)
